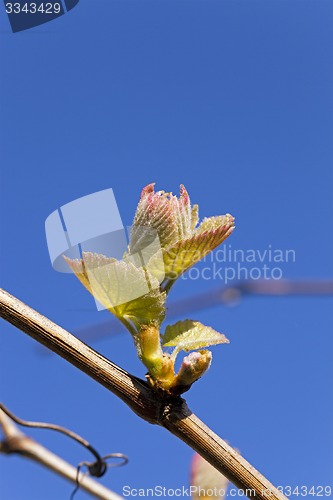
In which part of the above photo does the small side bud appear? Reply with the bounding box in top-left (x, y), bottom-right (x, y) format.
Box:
top-left (174, 350), bottom-right (212, 390)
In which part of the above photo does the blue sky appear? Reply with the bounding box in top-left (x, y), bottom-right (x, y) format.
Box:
top-left (0, 1), bottom-right (332, 499)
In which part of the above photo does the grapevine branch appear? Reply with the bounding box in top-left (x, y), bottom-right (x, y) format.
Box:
top-left (0, 288), bottom-right (287, 500)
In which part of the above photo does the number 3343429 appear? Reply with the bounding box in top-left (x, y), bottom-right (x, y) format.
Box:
top-left (5, 3), bottom-right (62, 14)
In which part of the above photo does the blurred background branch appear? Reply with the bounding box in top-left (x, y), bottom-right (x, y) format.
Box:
top-left (0, 405), bottom-right (123, 500)
top-left (73, 279), bottom-right (333, 344)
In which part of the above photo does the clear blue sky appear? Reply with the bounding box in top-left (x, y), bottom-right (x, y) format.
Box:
top-left (0, 1), bottom-right (332, 499)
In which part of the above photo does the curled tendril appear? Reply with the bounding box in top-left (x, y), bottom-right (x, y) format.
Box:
top-left (0, 403), bottom-right (128, 499)
top-left (70, 453), bottom-right (128, 500)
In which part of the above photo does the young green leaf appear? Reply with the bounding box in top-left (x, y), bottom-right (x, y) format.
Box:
top-left (156, 217), bottom-right (234, 282)
top-left (64, 252), bottom-right (166, 331)
top-left (162, 319), bottom-right (229, 359)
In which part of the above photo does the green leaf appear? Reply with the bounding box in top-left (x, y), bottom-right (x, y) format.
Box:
top-left (148, 216), bottom-right (235, 282)
top-left (64, 252), bottom-right (166, 331)
top-left (162, 320), bottom-right (229, 359)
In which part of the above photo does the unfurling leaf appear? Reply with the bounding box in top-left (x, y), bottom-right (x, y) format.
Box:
top-left (130, 183), bottom-right (197, 253)
top-left (162, 320), bottom-right (229, 359)
top-left (129, 184), bottom-right (235, 287)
